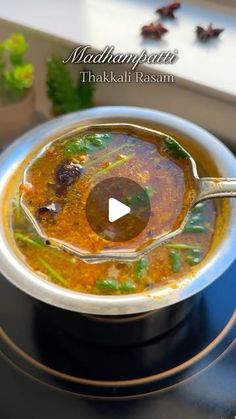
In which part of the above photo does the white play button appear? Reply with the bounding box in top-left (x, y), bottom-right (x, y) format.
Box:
top-left (86, 177), bottom-right (151, 241)
top-left (108, 197), bottom-right (131, 223)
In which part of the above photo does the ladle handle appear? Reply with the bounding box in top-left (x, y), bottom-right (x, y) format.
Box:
top-left (197, 177), bottom-right (236, 201)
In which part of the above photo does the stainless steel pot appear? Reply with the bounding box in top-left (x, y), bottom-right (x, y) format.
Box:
top-left (0, 106), bottom-right (236, 321)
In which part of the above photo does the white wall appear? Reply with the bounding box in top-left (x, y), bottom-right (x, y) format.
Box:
top-left (0, 19), bottom-right (235, 148)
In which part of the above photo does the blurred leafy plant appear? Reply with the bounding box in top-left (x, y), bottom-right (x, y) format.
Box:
top-left (0, 33), bottom-right (34, 103)
top-left (46, 57), bottom-right (95, 115)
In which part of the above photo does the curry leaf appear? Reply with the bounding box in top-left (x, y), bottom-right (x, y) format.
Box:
top-left (163, 136), bottom-right (190, 159)
top-left (185, 248), bottom-right (203, 265)
top-left (135, 257), bottom-right (149, 279)
top-left (169, 250), bottom-right (181, 272)
top-left (119, 280), bottom-right (137, 293)
top-left (95, 278), bottom-right (119, 293)
top-left (64, 133), bottom-right (112, 156)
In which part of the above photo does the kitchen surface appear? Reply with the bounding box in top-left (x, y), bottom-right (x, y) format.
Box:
top-left (1, 265), bottom-right (235, 418)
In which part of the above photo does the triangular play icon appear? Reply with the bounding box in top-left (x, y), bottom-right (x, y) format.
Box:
top-left (108, 197), bottom-right (131, 223)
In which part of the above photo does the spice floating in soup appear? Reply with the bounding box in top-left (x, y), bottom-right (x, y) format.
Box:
top-left (8, 125), bottom-right (216, 295)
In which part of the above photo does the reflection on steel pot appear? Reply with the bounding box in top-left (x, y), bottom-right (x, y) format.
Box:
top-left (34, 295), bottom-right (196, 346)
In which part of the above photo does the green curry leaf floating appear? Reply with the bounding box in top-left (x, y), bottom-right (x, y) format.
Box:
top-left (64, 133), bottom-right (112, 156)
top-left (14, 123), bottom-right (221, 294)
top-left (163, 135), bottom-right (190, 159)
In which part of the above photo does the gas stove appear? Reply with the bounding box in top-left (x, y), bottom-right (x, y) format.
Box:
top-left (1, 260), bottom-right (235, 419)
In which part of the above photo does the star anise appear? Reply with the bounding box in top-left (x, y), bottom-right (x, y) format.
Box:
top-left (141, 22), bottom-right (168, 40)
top-left (196, 24), bottom-right (224, 42)
top-left (156, 2), bottom-right (181, 19)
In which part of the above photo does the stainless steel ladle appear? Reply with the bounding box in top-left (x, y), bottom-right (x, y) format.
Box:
top-left (20, 123), bottom-right (236, 263)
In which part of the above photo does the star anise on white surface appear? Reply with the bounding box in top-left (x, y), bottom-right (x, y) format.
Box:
top-left (141, 22), bottom-right (168, 40)
top-left (196, 23), bottom-right (224, 42)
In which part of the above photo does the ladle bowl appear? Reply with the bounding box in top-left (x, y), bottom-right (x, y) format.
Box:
top-left (19, 122), bottom-right (236, 263)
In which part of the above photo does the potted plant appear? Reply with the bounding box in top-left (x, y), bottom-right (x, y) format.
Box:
top-left (46, 57), bottom-right (94, 115)
top-left (0, 33), bottom-right (35, 147)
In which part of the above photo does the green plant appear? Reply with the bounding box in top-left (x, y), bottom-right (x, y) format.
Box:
top-left (0, 33), bottom-right (34, 103)
top-left (46, 57), bottom-right (94, 115)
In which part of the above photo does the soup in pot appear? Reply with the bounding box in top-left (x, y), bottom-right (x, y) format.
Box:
top-left (8, 126), bottom-right (217, 295)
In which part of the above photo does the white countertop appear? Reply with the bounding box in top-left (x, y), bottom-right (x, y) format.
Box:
top-left (0, 0), bottom-right (236, 101)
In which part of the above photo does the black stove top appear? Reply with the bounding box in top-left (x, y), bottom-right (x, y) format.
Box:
top-left (1, 261), bottom-right (235, 418)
